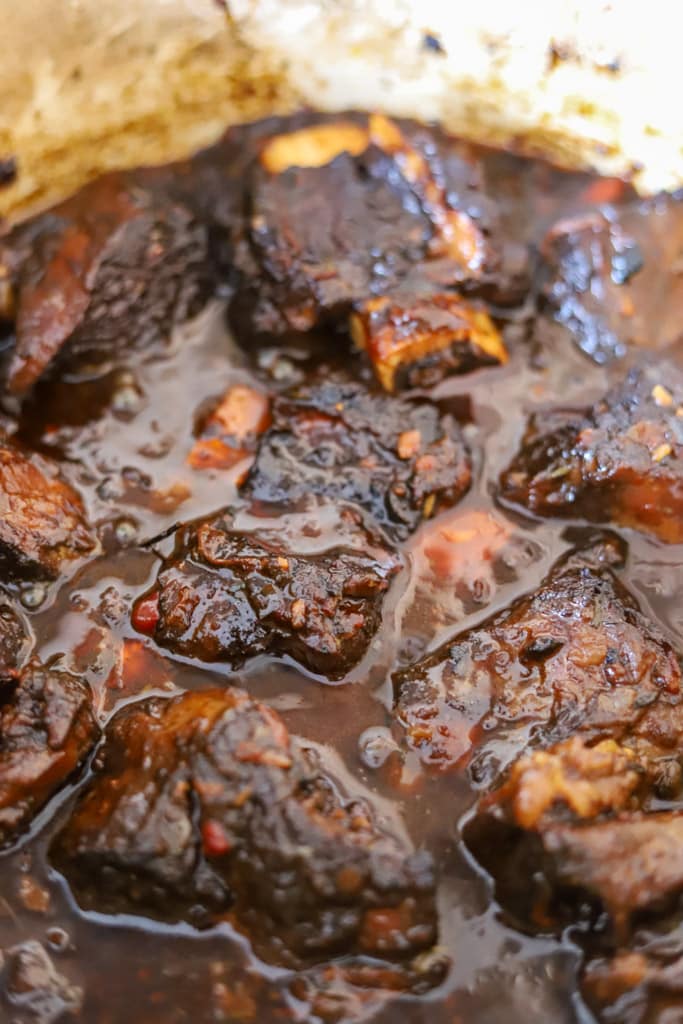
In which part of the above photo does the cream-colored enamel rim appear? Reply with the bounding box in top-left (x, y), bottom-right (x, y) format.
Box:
top-left (1, 0), bottom-right (680, 220)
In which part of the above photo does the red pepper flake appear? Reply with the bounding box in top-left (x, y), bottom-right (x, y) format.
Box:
top-left (580, 177), bottom-right (627, 206)
top-left (202, 819), bottom-right (232, 857)
top-left (131, 592), bottom-right (160, 635)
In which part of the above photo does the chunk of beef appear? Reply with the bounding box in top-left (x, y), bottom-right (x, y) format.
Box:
top-left (230, 114), bottom-right (528, 342)
top-left (0, 662), bottom-right (98, 847)
top-left (542, 813), bottom-right (683, 933)
top-left (0, 599), bottom-right (30, 678)
top-left (0, 436), bottom-right (94, 573)
top-left (500, 364), bottom-right (683, 543)
top-left (51, 688), bottom-right (437, 966)
top-left (187, 383), bottom-right (271, 472)
top-left (540, 195), bottom-right (683, 364)
top-left (464, 735), bottom-right (663, 931)
top-left (135, 505), bottom-right (401, 679)
top-left (0, 439), bottom-right (95, 578)
top-left (243, 372), bottom-right (471, 540)
top-left (393, 538), bottom-right (683, 788)
top-left (1, 172), bottom-right (215, 393)
top-left (466, 752), bottom-right (683, 940)
top-left (1, 941), bottom-right (83, 1023)
top-left (350, 293), bottom-right (507, 392)
top-left (582, 944), bottom-right (683, 1023)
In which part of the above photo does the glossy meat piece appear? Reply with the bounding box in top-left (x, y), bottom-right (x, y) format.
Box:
top-left (1, 172), bottom-right (215, 393)
top-left (500, 364), bottom-right (683, 542)
top-left (463, 736), bottom-right (650, 928)
top-left (544, 813), bottom-right (683, 933)
top-left (467, 762), bottom-right (683, 940)
top-left (138, 505), bottom-right (401, 678)
top-left (51, 688), bottom-right (437, 966)
top-left (230, 114), bottom-right (528, 341)
top-left (1, 941), bottom-right (84, 1023)
top-left (243, 372), bottom-right (471, 540)
top-left (540, 194), bottom-right (683, 364)
top-left (350, 293), bottom-right (507, 392)
top-left (0, 662), bottom-right (98, 848)
top-left (0, 440), bottom-right (95, 578)
top-left (0, 599), bottom-right (30, 679)
top-left (582, 944), bottom-right (683, 1023)
top-left (393, 538), bottom-right (683, 787)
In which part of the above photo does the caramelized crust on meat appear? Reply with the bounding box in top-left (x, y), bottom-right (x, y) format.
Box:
top-left (467, 794), bottom-right (683, 940)
top-left (500, 363), bottom-right (683, 542)
top-left (136, 505), bottom-right (401, 679)
top-left (1, 172), bottom-right (215, 393)
top-left (0, 601), bottom-right (30, 679)
top-left (485, 736), bottom-right (647, 832)
top-left (394, 538), bottom-right (683, 787)
top-left (51, 688), bottom-right (437, 966)
top-left (365, 114), bottom-right (490, 270)
top-left (542, 812), bottom-right (683, 933)
top-left (582, 945), bottom-right (683, 1023)
top-left (540, 195), bottom-right (683, 364)
top-left (243, 371), bottom-right (471, 540)
top-left (0, 662), bottom-right (98, 847)
top-left (231, 114), bottom-right (528, 342)
top-left (0, 440), bottom-right (95, 578)
top-left (465, 709), bottom-right (683, 939)
top-left (351, 293), bottom-right (506, 392)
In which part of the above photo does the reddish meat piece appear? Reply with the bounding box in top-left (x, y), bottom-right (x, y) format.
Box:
top-left (393, 537), bottom-right (683, 788)
top-left (51, 687), bottom-right (437, 966)
top-left (500, 363), bottom-right (683, 543)
top-left (540, 195), bottom-right (683, 364)
top-left (187, 383), bottom-right (271, 472)
top-left (1, 172), bottom-right (215, 393)
top-left (0, 662), bottom-right (98, 848)
top-left (139, 505), bottom-right (401, 679)
top-left (243, 371), bottom-right (471, 540)
top-left (230, 114), bottom-right (528, 342)
top-left (0, 439), bottom-right (95, 578)
top-left (350, 292), bottom-right (507, 392)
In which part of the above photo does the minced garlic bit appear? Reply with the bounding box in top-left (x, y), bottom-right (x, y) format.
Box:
top-left (652, 442), bottom-right (673, 462)
top-left (397, 429), bottom-right (422, 460)
top-left (651, 384), bottom-right (674, 407)
top-left (423, 493), bottom-right (437, 518)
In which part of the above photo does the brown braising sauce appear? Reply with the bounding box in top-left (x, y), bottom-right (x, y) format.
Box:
top-left (0, 112), bottom-right (681, 1023)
